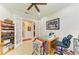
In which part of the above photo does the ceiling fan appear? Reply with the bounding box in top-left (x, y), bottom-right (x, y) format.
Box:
top-left (27, 3), bottom-right (47, 12)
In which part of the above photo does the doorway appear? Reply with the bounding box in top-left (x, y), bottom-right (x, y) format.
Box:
top-left (22, 20), bottom-right (35, 41)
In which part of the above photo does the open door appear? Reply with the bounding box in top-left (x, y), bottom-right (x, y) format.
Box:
top-left (22, 20), bottom-right (35, 41)
top-left (33, 23), bottom-right (35, 37)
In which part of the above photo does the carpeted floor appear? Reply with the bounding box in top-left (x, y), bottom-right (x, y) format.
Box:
top-left (6, 40), bottom-right (33, 55)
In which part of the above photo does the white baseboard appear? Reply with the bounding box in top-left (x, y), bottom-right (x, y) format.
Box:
top-left (14, 42), bottom-right (22, 48)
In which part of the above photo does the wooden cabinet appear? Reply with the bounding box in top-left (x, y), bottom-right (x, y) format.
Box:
top-left (0, 21), bottom-right (2, 54)
top-left (41, 36), bottom-right (59, 55)
top-left (0, 20), bottom-right (14, 55)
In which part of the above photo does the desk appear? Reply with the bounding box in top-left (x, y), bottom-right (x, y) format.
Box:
top-left (33, 35), bottom-right (59, 55)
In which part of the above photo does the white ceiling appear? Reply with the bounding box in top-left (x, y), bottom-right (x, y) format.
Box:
top-left (1, 3), bottom-right (73, 20)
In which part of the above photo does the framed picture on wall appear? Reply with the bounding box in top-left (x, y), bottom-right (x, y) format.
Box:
top-left (46, 18), bottom-right (60, 30)
top-left (28, 26), bottom-right (31, 31)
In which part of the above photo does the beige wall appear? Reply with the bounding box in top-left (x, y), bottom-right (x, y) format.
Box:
top-left (23, 21), bottom-right (33, 31)
top-left (23, 20), bottom-right (34, 39)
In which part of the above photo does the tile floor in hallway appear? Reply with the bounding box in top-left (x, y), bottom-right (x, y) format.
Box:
top-left (6, 40), bottom-right (33, 55)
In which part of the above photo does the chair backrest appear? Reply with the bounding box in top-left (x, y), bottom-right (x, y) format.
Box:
top-left (62, 34), bottom-right (73, 48)
top-left (67, 34), bottom-right (73, 40)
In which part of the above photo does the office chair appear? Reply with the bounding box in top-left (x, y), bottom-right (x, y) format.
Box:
top-left (54, 34), bottom-right (73, 55)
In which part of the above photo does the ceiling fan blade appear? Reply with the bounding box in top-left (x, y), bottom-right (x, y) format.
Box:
top-left (35, 3), bottom-right (47, 5)
top-left (27, 4), bottom-right (33, 10)
top-left (35, 5), bottom-right (40, 12)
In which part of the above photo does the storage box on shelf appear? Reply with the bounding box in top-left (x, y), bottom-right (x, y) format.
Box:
top-left (0, 20), bottom-right (14, 55)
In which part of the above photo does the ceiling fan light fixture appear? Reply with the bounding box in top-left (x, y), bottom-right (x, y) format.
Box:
top-left (27, 3), bottom-right (47, 12)
top-left (38, 12), bottom-right (40, 15)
